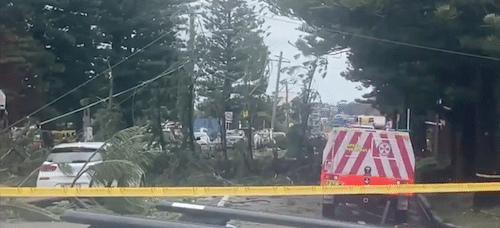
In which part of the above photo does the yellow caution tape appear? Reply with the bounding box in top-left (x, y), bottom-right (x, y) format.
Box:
top-left (1, 183), bottom-right (500, 197)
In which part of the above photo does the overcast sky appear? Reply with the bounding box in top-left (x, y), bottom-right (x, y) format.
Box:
top-left (258, 9), bottom-right (371, 105)
top-left (188, 1), bottom-right (372, 105)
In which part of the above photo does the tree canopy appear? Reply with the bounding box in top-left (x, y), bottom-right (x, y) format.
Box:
top-left (266, 0), bottom-right (500, 188)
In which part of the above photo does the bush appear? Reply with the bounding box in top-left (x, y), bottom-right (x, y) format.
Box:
top-left (415, 157), bottom-right (450, 183)
top-left (274, 134), bottom-right (287, 150)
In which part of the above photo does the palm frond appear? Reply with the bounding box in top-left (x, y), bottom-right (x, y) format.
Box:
top-left (72, 126), bottom-right (155, 187)
top-left (0, 199), bottom-right (60, 221)
top-left (58, 163), bottom-right (73, 176)
top-left (103, 126), bottom-right (153, 165)
top-left (91, 160), bottom-right (144, 187)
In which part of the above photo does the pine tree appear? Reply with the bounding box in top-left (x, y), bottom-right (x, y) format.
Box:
top-left (196, 0), bottom-right (269, 161)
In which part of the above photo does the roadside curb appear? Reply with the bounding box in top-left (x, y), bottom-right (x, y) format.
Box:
top-left (417, 194), bottom-right (462, 228)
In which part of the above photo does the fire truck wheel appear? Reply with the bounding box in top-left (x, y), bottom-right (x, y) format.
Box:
top-left (321, 203), bottom-right (336, 219)
top-left (395, 209), bottom-right (408, 224)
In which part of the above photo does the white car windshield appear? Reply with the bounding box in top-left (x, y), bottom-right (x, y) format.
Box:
top-left (46, 151), bottom-right (103, 163)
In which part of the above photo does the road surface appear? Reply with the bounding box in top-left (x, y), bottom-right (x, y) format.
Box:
top-left (1, 195), bottom-right (433, 228)
top-left (1, 222), bottom-right (88, 228)
top-left (178, 195), bottom-right (433, 227)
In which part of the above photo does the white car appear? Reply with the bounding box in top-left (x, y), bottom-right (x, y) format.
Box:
top-left (36, 142), bottom-right (106, 187)
top-left (194, 132), bottom-right (212, 151)
top-left (226, 130), bottom-right (246, 148)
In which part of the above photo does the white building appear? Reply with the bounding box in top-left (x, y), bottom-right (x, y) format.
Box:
top-left (277, 91), bottom-right (296, 106)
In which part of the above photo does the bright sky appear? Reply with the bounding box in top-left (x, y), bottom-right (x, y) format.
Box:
top-left (187, 1), bottom-right (372, 105)
top-left (259, 11), bottom-right (371, 105)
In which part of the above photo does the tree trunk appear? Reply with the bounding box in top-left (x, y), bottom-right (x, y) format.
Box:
top-left (187, 83), bottom-right (196, 153)
top-left (220, 10), bottom-right (232, 163)
top-left (221, 110), bottom-right (228, 161)
top-left (247, 113), bottom-right (253, 160)
top-left (410, 111), bottom-right (427, 158)
top-left (449, 113), bottom-right (460, 179)
top-left (460, 103), bottom-right (477, 181)
top-left (473, 66), bottom-right (500, 209)
top-left (298, 61), bottom-right (317, 166)
top-left (475, 67), bottom-right (499, 174)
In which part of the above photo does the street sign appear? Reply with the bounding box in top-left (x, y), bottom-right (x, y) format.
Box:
top-left (84, 127), bottom-right (93, 142)
top-left (0, 89), bottom-right (5, 110)
top-left (225, 111), bottom-right (233, 123)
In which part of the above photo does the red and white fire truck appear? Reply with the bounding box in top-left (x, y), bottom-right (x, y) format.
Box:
top-left (320, 115), bottom-right (414, 224)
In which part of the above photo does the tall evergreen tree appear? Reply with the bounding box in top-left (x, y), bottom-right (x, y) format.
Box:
top-left (0, 1), bottom-right (62, 126)
top-left (196, 0), bottom-right (269, 160)
top-left (4, 0), bottom-right (181, 130)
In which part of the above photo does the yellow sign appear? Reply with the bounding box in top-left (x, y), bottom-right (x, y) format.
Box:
top-left (324, 180), bottom-right (344, 186)
top-left (1, 183), bottom-right (500, 197)
top-left (346, 143), bottom-right (368, 153)
top-left (51, 130), bottom-right (77, 142)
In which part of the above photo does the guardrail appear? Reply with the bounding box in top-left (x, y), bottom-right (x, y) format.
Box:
top-left (60, 210), bottom-right (225, 228)
top-left (1, 182), bottom-right (499, 197)
top-left (156, 201), bottom-right (386, 228)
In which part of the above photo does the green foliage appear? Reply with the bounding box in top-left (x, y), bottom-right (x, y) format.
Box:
top-left (0, 16), bottom-right (61, 123)
top-left (57, 163), bottom-right (73, 176)
top-left (68, 126), bottom-right (153, 189)
top-left (269, 0), bottom-right (500, 183)
top-left (195, 0), bottom-right (270, 111)
top-left (193, 0), bottom-right (270, 159)
top-left (0, 123), bottom-right (50, 184)
top-left (274, 134), bottom-right (287, 150)
top-left (101, 198), bottom-right (152, 215)
top-left (91, 126), bottom-right (154, 186)
top-left (415, 157), bottom-right (450, 183)
top-left (93, 106), bottom-right (126, 141)
top-left (1, 0), bottom-right (183, 128)
top-left (0, 199), bottom-right (60, 222)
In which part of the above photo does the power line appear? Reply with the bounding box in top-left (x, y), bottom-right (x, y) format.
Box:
top-left (261, 15), bottom-right (500, 62)
top-left (4, 31), bottom-right (173, 130)
top-left (39, 63), bottom-right (186, 126)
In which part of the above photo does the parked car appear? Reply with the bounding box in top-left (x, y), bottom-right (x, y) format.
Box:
top-left (36, 142), bottom-right (106, 187)
top-left (253, 128), bottom-right (286, 149)
top-left (226, 129), bottom-right (246, 148)
top-left (37, 141), bottom-right (145, 187)
top-left (194, 131), bottom-right (212, 151)
top-left (211, 129), bottom-right (247, 149)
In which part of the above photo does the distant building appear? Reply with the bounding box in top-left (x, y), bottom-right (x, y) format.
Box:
top-left (277, 91), bottom-right (296, 106)
top-left (194, 118), bottom-right (221, 138)
top-left (308, 103), bottom-right (335, 127)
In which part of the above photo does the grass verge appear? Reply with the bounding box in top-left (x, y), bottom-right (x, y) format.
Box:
top-left (426, 193), bottom-right (500, 228)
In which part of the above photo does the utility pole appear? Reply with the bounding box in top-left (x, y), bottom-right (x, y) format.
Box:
top-left (0, 89), bottom-right (7, 130)
top-left (186, 6), bottom-right (196, 153)
top-left (284, 80), bottom-right (289, 126)
top-left (107, 60), bottom-right (113, 110)
top-left (271, 51), bottom-right (283, 133)
top-left (270, 51), bottom-right (285, 155)
top-left (433, 113), bottom-right (439, 157)
top-left (269, 52), bottom-right (290, 130)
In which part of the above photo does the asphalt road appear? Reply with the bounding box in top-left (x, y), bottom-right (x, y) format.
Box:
top-left (178, 195), bottom-right (433, 227)
top-left (1, 195), bottom-right (433, 228)
top-left (1, 222), bottom-right (89, 228)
